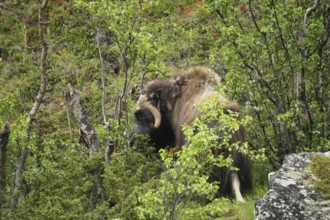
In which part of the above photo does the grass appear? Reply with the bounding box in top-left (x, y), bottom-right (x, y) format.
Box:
top-left (221, 160), bottom-right (271, 220)
top-left (310, 154), bottom-right (330, 198)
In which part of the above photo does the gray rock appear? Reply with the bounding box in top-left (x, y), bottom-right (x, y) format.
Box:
top-left (255, 151), bottom-right (330, 220)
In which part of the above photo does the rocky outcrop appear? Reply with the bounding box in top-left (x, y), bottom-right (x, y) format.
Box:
top-left (255, 152), bottom-right (330, 220)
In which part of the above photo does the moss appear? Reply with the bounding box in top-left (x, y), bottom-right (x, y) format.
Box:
top-left (310, 155), bottom-right (330, 199)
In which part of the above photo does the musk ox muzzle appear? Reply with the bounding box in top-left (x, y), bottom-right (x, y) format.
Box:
top-left (129, 108), bottom-right (156, 146)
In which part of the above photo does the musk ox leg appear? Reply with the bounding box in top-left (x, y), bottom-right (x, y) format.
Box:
top-left (230, 172), bottom-right (246, 203)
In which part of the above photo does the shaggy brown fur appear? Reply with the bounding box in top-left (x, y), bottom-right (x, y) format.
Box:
top-left (169, 66), bottom-right (240, 146)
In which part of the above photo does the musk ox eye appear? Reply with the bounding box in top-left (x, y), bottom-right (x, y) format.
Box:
top-left (148, 90), bottom-right (161, 107)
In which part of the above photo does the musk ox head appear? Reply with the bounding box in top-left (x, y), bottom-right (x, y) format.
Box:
top-left (129, 66), bottom-right (218, 149)
top-left (129, 76), bottom-right (182, 150)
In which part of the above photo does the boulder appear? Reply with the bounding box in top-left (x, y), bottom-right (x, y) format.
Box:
top-left (255, 152), bottom-right (330, 220)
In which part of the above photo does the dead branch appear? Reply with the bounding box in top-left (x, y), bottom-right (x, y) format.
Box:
top-left (65, 83), bottom-right (99, 158)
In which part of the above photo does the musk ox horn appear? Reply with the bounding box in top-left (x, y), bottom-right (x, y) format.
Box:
top-left (139, 101), bottom-right (161, 129)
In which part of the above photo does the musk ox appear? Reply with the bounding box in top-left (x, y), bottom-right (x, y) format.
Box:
top-left (130, 66), bottom-right (252, 202)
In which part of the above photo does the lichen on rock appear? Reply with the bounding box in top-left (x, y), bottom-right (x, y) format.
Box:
top-left (255, 152), bottom-right (330, 220)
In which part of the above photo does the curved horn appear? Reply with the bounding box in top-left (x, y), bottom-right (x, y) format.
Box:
top-left (139, 101), bottom-right (161, 129)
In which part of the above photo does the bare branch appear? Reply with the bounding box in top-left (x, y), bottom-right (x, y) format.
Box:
top-left (96, 17), bottom-right (110, 128)
top-left (11, 0), bottom-right (48, 213)
top-left (304, 0), bottom-right (320, 26)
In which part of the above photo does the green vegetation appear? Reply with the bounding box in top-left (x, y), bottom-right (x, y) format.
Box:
top-left (310, 155), bottom-right (330, 199)
top-left (0, 0), bottom-right (329, 219)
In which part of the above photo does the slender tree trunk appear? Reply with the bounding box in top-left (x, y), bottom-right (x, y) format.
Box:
top-left (10, 0), bottom-right (48, 213)
top-left (95, 17), bottom-right (115, 162)
top-left (96, 18), bottom-right (109, 128)
top-left (118, 64), bottom-right (129, 127)
top-left (0, 123), bottom-right (10, 216)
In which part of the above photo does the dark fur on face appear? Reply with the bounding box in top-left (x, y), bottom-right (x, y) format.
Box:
top-left (130, 108), bottom-right (175, 151)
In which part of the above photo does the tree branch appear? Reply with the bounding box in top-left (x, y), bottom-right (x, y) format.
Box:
top-left (96, 17), bottom-right (109, 128)
top-left (95, 18), bottom-right (115, 162)
top-left (304, 0), bottom-right (320, 26)
top-left (10, 0), bottom-right (48, 213)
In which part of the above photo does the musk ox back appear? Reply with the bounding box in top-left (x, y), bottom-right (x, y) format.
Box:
top-left (130, 66), bottom-right (252, 202)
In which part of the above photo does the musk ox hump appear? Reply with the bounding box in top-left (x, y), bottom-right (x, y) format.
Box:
top-left (172, 66), bottom-right (222, 88)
